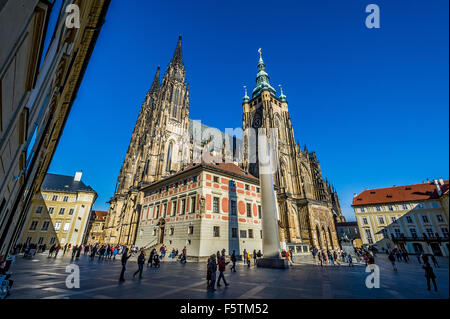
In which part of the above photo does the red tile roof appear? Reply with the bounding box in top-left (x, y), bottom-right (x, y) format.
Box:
top-left (92, 210), bottom-right (108, 220)
top-left (352, 180), bottom-right (449, 206)
top-left (141, 161), bottom-right (258, 191)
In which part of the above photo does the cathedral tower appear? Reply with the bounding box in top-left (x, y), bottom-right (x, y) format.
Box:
top-left (242, 50), bottom-right (341, 251)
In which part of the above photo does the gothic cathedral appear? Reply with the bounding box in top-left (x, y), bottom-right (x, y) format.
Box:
top-left (103, 37), bottom-right (345, 252)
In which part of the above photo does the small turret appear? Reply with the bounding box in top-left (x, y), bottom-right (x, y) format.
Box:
top-left (242, 85), bottom-right (250, 103)
top-left (278, 84), bottom-right (287, 102)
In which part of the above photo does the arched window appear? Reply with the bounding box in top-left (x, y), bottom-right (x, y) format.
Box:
top-left (166, 142), bottom-right (173, 172)
top-left (172, 104), bottom-right (177, 118)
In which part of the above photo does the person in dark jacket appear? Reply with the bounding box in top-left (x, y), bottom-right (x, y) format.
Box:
top-left (148, 248), bottom-right (156, 267)
top-left (133, 249), bottom-right (146, 279)
top-left (230, 250), bottom-right (237, 272)
top-left (423, 261), bottom-right (438, 291)
top-left (207, 255), bottom-right (217, 291)
top-left (119, 248), bottom-right (132, 282)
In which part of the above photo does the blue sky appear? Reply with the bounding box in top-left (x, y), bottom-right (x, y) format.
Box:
top-left (48, 0), bottom-right (449, 221)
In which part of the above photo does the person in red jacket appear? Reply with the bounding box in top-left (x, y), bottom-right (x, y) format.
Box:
top-left (217, 251), bottom-right (230, 287)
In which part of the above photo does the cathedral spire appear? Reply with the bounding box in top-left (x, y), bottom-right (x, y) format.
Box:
top-left (150, 66), bottom-right (160, 93)
top-left (170, 35), bottom-right (184, 68)
top-left (252, 48), bottom-right (276, 98)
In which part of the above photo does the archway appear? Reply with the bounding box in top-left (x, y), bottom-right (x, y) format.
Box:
top-left (322, 226), bottom-right (329, 249)
top-left (328, 227), bottom-right (334, 250)
top-left (316, 225), bottom-right (323, 249)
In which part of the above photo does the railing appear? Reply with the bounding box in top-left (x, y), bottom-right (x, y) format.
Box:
top-left (391, 235), bottom-right (449, 243)
top-left (141, 238), bottom-right (158, 250)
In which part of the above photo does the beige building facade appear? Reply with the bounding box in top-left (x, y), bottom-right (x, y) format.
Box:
top-left (353, 179), bottom-right (449, 256)
top-left (18, 172), bottom-right (97, 247)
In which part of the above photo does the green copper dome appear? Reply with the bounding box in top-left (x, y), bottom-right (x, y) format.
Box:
top-left (252, 51), bottom-right (276, 98)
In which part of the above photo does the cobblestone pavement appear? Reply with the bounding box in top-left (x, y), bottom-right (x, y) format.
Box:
top-left (6, 253), bottom-right (449, 299)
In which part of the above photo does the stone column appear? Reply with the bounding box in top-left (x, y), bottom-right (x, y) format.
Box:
top-left (256, 130), bottom-right (289, 269)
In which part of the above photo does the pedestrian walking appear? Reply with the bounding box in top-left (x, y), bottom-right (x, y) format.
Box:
top-left (348, 254), bottom-right (353, 267)
top-left (388, 252), bottom-right (398, 271)
top-left (133, 249), bottom-right (145, 279)
top-left (253, 250), bottom-right (257, 265)
top-left (119, 248), bottom-right (132, 282)
top-left (217, 251), bottom-right (229, 287)
top-left (230, 250), bottom-right (237, 272)
top-left (207, 254), bottom-right (217, 291)
top-left (423, 261), bottom-right (438, 292)
top-left (243, 249), bottom-right (247, 265)
top-left (246, 251), bottom-right (251, 268)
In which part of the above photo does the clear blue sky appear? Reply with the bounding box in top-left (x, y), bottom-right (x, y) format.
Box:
top-left (48, 0), bottom-right (449, 221)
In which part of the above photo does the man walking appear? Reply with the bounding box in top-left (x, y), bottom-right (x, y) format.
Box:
top-left (423, 261), bottom-right (438, 292)
top-left (133, 249), bottom-right (145, 279)
top-left (119, 248), bottom-right (132, 282)
top-left (230, 250), bottom-right (237, 272)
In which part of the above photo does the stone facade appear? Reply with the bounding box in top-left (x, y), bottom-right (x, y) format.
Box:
top-left (103, 38), bottom-right (344, 253)
top-left (84, 210), bottom-right (108, 245)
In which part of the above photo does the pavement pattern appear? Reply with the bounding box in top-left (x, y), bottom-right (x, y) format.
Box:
top-left (6, 252), bottom-right (449, 299)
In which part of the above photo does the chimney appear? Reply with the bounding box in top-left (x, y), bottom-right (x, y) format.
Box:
top-left (434, 179), bottom-right (442, 196)
top-left (439, 178), bottom-right (444, 186)
top-left (74, 171), bottom-right (82, 182)
top-left (426, 178), bottom-right (430, 183)
top-left (353, 193), bottom-right (358, 198)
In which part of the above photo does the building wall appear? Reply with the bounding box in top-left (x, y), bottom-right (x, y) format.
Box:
top-left (135, 170), bottom-right (262, 259)
top-left (18, 190), bottom-right (95, 247)
top-left (0, 0), bottom-right (51, 256)
top-left (355, 199), bottom-right (449, 256)
top-left (0, 0), bottom-right (110, 257)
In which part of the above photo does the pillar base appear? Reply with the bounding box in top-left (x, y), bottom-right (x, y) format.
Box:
top-left (256, 257), bottom-right (289, 269)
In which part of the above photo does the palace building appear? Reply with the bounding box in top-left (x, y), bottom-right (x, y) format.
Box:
top-left (135, 162), bottom-right (262, 259)
top-left (103, 37), bottom-right (344, 256)
top-left (353, 179), bottom-right (449, 256)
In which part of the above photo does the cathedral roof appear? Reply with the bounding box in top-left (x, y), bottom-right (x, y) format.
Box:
top-left (352, 180), bottom-right (449, 206)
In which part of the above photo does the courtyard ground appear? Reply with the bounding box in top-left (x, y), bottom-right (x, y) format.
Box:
top-left (7, 252), bottom-right (448, 299)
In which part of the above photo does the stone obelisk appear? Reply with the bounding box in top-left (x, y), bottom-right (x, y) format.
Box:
top-left (256, 130), bottom-right (289, 269)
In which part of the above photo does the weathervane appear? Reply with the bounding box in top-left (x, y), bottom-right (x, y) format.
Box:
top-left (258, 48), bottom-right (262, 58)
top-left (243, 85), bottom-right (248, 96)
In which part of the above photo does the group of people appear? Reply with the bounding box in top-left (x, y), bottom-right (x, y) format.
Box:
top-left (207, 249), bottom-right (230, 291)
top-left (312, 247), bottom-right (358, 267)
